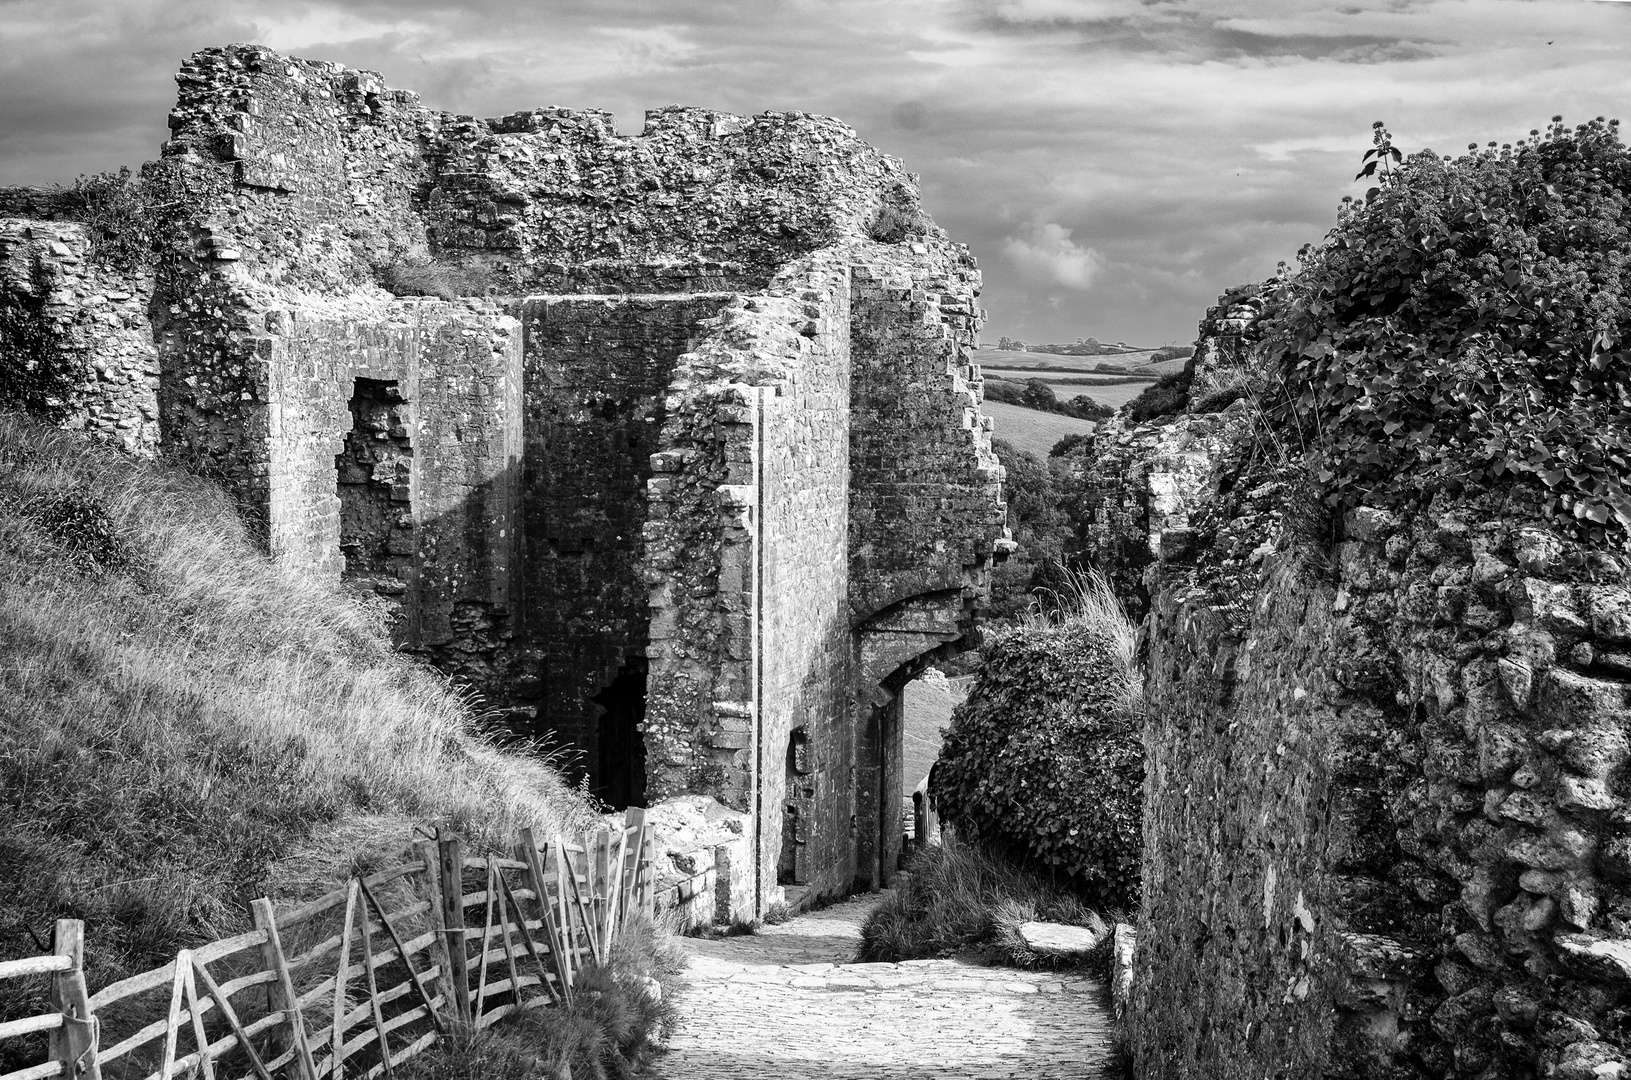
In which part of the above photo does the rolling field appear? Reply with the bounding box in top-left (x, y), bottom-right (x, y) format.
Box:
top-left (985, 374), bottom-right (1152, 411)
top-left (902, 673), bottom-right (973, 794)
top-left (980, 399), bottom-right (1098, 458)
top-left (975, 347), bottom-right (1188, 378)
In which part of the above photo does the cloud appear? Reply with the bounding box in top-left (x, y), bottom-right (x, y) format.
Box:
top-left (3, 0), bottom-right (1631, 346)
top-left (1002, 222), bottom-right (1104, 290)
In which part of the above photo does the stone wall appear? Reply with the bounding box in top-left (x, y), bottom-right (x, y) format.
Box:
top-left (515, 294), bottom-right (731, 780)
top-left (1099, 290), bottom-right (1631, 1079)
top-left (0, 220), bottom-right (158, 454)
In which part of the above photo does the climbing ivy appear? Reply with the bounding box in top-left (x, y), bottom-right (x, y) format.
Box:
top-left (1259, 117), bottom-right (1631, 545)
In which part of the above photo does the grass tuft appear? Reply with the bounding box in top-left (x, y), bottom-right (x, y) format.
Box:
top-left (858, 833), bottom-right (1116, 966)
top-left (396, 914), bottom-right (685, 1080)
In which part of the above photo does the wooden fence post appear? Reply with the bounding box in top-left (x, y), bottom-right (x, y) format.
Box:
top-left (411, 839), bottom-right (451, 1030)
top-left (252, 899), bottom-right (318, 1080)
top-left (516, 830), bottom-right (571, 1005)
top-left (436, 836), bottom-right (471, 1027)
top-left (48, 919), bottom-right (99, 1080)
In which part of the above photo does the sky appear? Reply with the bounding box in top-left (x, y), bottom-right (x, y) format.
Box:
top-left (4, 1), bottom-right (1631, 346)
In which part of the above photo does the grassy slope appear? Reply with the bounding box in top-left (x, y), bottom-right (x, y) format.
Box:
top-left (0, 413), bottom-right (589, 1044)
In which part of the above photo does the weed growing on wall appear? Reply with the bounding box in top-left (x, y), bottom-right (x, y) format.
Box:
top-left (73, 160), bottom-right (232, 273)
top-left (930, 571), bottom-right (1143, 910)
top-left (1259, 116), bottom-right (1631, 544)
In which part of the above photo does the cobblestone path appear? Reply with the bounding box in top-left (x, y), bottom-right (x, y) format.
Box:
top-left (655, 894), bottom-right (1115, 1079)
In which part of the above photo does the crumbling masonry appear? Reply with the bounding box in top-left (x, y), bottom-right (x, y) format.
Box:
top-left (1082, 300), bottom-right (1631, 1079)
top-left (0, 45), bottom-right (1009, 914)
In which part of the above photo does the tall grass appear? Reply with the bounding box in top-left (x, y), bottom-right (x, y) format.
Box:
top-left (395, 915), bottom-right (686, 1080)
top-left (858, 833), bottom-right (1113, 967)
top-left (0, 412), bottom-right (590, 1049)
top-left (1018, 565), bottom-right (1140, 712)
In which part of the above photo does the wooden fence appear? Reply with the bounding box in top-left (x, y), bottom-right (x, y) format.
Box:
top-left (0, 812), bottom-right (656, 1080)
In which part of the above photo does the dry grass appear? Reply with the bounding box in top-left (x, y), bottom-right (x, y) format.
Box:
top-left (0, 412), bottom-right (591, 1059)
top-left (1016, 565), bottom-right (1141, 712)
top-left (858, 833), bottom-right (1115, 968)
top-left (395, 915), bottom-right (686, 1080)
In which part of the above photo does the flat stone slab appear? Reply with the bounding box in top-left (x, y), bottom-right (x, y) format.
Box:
top-left (1017, 921), bottom-right (1104, 955)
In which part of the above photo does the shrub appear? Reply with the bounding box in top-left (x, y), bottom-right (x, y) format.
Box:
top-left (1260, 117), bottom-right (1631, 544)
top-left (73, 161), bottom-right (231, 272)
top-left (985, 439), bottom-right (1073, 621)
top-left (395, 914), bottom-right (683, 1080)
top-left (1050, 432), bottom-right (1089, 457)
top-left (1123, 365), bottom-right (1192, 424)
top-left (1149, 345), bottom-right (1194, 364)
top-left (930, 571), bottom-right (1143, 910)
top-left (1063, 394), bottom-right (1113, 422)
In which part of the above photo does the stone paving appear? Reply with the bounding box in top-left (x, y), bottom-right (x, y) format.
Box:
top-left (655, 894), bottom-right (1114, 1079)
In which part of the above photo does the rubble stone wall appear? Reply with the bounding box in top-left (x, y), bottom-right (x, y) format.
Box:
top-left (516, 294), bottom-right (732, 764)
top-left (0, 220), bottom-right (159, 454)
top-left (1105, 295), bottom-right (1631, 1079)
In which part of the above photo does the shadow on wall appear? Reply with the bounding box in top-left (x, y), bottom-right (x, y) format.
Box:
top-left (327, 416), bottom-right (654, 809)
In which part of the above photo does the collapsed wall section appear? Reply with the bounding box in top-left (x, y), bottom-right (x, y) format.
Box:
top-left (160, 45), bottom-right (937, 300)
top-left (512, 294), bottom-right (731, 800)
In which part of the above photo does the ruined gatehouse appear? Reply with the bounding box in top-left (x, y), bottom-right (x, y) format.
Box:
top-left (0, 45), bottom-right (1011, 915)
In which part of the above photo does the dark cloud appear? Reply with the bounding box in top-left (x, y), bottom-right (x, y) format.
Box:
top-left (967, 6), bottom-right (1436, 64)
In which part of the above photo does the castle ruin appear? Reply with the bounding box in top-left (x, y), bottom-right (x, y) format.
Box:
top-left (0, 45), bottom-right (1010, 914)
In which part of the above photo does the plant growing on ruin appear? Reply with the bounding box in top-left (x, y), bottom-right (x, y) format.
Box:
top-left (1259, 116), bottom-right (1631, 544)
top-left (74, 160), bottom-right (231, 272)
top-left (930, 570), bottom-right (1142, 909)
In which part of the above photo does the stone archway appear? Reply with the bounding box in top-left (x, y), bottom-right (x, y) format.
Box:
top-left (852, 588), bottom-right (971, 890)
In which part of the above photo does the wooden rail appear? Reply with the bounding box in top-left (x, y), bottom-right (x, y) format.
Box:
top-left (0, 812), bottom-right (655, 1080)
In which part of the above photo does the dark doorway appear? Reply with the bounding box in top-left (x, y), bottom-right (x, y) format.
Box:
top-left (592, 658), bottom-right (648, 809)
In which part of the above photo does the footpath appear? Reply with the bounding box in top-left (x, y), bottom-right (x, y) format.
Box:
top-left (655, 894), bottom-right (1114, 1079)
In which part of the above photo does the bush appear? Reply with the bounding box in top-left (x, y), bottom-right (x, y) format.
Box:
top-left (985, 439), bottom-right (1073, 621)
top-left (1149, 345), bottom-right (1194, 364)
top-left (1050, 433), bottom-right (1089, 457)
top-left (73, 161), bottom-right (231, 272)
top-left (1063, 394), bottom-right (1114, 422)
top-left (1123, 365), bottom-right (1192, 424)
top-left (930, 572), bottom-right (1143, 910)
top-left (858, 833), bottom-right (1110, 965)
top-left (1261, 117), bottom-right (1631, 544)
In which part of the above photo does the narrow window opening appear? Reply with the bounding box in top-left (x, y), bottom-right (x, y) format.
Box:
top-left (780, 726), bottom-right (811, 886)
top-left (335, 378), bottom-right (413, 619)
